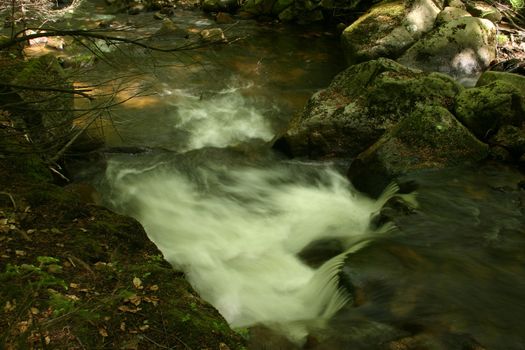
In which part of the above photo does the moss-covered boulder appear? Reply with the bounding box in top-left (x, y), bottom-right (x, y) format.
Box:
top-left (341, 0), bottom-right (443, 65)
top-left (348, 105), bottom-right (489, 194)
top-left (434, 6), bottom-right (471, 26)
top-left (273, 58), bottom-right (463, 159)
top-left (397, 17), bottom-right (496, 81)
top-left (454, 80), bottom-right (525, 140)
top-left (476, 70), bottom-right (525, 96)
top-left (491, 125), bottom-right (525, 159)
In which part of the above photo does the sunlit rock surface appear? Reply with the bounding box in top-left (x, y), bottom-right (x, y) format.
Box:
top-left (397, 16), bottom-right (497, 81)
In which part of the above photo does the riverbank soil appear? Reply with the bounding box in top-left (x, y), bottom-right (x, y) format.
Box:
top-left (0, 143), bottom-right (245, 348)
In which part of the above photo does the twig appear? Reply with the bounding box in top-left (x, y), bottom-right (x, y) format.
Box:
top-left (2, 83), bottom-right (94, 100)
top-left (0, 191), bottom-right (17, 211)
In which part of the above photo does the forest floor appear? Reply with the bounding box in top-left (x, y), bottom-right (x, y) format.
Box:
top-left (0, 155), bottom-right (245, 349)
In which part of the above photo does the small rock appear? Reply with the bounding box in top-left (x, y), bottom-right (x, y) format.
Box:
top-left (199, 28), bottom-right (226, 42)
top-left (215, 12), bottom-right (234, 24)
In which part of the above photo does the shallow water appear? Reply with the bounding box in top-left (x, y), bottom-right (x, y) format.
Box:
top-left (70, 5), bottom-right (525, 349)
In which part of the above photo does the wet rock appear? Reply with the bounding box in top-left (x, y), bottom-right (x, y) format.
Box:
top-left (397, 17), bottom-right (497, 80)
top-left (454, 80), bottom-right (525, 140)
top-left (128, 2), bottom-right (145, 14)
top-left (200, 28), bottom-right (226, 42)
top-left (215, 11), bottom-right (235, 23)
top-left (435, 6), bottom-right (471, 26)
top-left (348, 105), bottom-right (489, 194)
top-left (156, 18), bottom-right (189, 37)
top-left (341, 0), bottom-right (442, 65)
top-left (274, 58), bottom-right (462, 159)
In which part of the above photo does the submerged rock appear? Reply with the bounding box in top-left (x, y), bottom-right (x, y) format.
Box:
top-left (348, 105), bottom-right (489, 193)
top-left (397, 16), bottom-right (497, 80)
top-left (341, 0), bottom-right (442, 65)
top-left (274, 58), bottom-right (462, 159)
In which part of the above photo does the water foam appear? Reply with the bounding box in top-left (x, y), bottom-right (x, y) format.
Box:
top-left (106, 161), bottom-right (396, 342)
top-left (168, 86), bottom-right (275, 151)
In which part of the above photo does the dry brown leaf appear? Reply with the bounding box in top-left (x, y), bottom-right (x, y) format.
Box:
top-left (149, 285), bottom-right (159, 291)
top-left (69, 283), bottom-right (79, 289)
top-left (15, 250), bottom-right (26, 256)
top-left (120, 322), bottom-right (126, 332)
top-left (132, 277), bottom-right (143, 289)
top-left (4, 300), bottom-right (16, 312)
top-left (118, 305), bottom-right (142, 313)
top-left (143, 296), bottom-right (159, 306)
top-left (127, 295), bottom-right (141, 306)
top-left (18, 321), bottom-right (29, 333)
top-left (30, 307), bottom-right (39, 315)
top-left (98, 328), bottom-right (108, 337)
top-left (139, 325), bottom-right (149, 332)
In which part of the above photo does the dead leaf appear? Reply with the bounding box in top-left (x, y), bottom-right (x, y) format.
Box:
top-left (4, 300), bottom-right (16, 312)
top-left (66, 294), bottom-right (80, 301)
top-left (219, 343), bottom-right (231, 350)
top-left (44, 336), bottom-right (51, 344)
top-left (120, 322), bottom-right (126, 331)
top-left (132, 277), bottom-right (143, 289)
top-left (143, 296), bottom-right (159, 306)
top-left (127, 294), bottom-right (141, 306)
top-left (149, 285), bottom-right (159, 292)
top-left (15, 250), bottom-right (26, 256)
top-left (139, 325), bottom-right (149, 331)
top-left (118, 305), bottom-right (141, 313)
top-left (98, 328), bottom-right (108, 337)
top-left (69, 283), bottom-right (79, 289)
top-left (30, 307), bottom-right (39, 315)
top-left (18, 321), bottom-right (29, 333)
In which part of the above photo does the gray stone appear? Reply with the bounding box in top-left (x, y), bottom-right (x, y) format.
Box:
top-left (397, 16), bottom-right (496, 80)
top-left (348, 105), bottom-right (489, 192)
top-left (435, 6), bottom-right (471, 26)
top-left (273, 58), bottom-right (463, 159)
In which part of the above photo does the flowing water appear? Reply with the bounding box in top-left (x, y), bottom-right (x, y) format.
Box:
top-left (68, 4), bottom-right (525, 349)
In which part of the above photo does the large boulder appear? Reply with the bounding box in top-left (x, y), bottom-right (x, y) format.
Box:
top-left (273, 58), bottom-right (462, 159)
top-left (341, 0), bottom-right (443, 65)
top-left (348, 105), bottom-right (489, 194)
top-left (397, 16), bottom-right (497, 82)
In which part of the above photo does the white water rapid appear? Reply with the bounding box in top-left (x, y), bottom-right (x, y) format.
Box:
top-left (103, 84), bottom-right (400, 343)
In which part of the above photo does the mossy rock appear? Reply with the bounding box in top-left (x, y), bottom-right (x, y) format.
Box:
top-left (454, 80), bottom-right (525, 140)
top-left (348, 105), bottom-right (489, 194)
top-left (490, 124), bottom-right (525, 158)
top-left (397, 17), bottom-right (496, 79)
top-left (341, 0), bottom-right (442, 65)
top-left (273, 58), bottom-right (463, 159)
